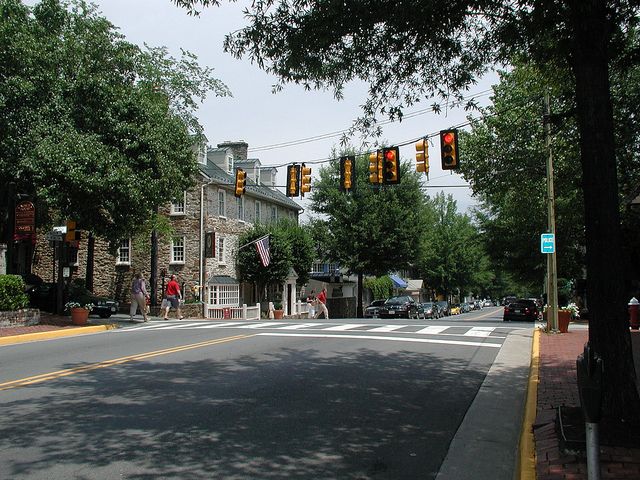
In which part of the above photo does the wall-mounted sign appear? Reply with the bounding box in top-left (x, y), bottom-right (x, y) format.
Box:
top-left (15, 201), bottom-right (35, 235)
top-left (205, 231), bottom-right (215, 258)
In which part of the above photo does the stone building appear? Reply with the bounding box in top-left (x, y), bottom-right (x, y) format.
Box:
top-left (31, 140), bottom-right (302, 315)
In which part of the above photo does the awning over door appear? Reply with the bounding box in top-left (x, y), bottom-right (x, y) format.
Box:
top-left (389, 274), bottom-right (408, 289)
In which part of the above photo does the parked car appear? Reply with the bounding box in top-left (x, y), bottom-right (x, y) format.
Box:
top-left (419, 302), bottom-right (439, 319)
top-left (436, 300), bottom-right (450, 316)
top-left (483, 299), bottom-right (493, 307)
top-left (450, 304), bottom-right (461, 315)
top-left (460, 302), bottom-right (472, 313)
top-left (378, 295), bottom-right (419, 319)
top-left (472, 300), bottom-right (482, 310)
top-left (364, 299), bottom-right (387, 318)
top-left (27, 280), bottom-right (119, 318)
top-left (503, 299), bottom-right (540, 322)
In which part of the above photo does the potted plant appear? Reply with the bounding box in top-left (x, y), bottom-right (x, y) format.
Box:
top-left (65, 301), bottom-right (94, 326)
top-left (273, 301), bottom-right (284, 319)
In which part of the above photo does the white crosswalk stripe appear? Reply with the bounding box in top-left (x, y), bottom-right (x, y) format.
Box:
top-left (120, 321), bottom-right (508, 339)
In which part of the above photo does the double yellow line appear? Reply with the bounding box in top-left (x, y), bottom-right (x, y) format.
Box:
top-left (0, 334), bottom-right (253, 392)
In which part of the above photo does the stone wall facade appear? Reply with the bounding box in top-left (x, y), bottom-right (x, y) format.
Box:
top-left (0, 308), bottom-right (40, 327)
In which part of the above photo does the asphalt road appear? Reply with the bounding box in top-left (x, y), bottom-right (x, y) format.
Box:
top-left (0, 307), bottom-right (533, 479)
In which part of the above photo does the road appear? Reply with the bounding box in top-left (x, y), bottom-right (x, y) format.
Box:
top-left (0, 307), bottom-right (533, 479)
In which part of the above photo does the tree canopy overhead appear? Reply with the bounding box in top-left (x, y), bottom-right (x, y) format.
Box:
top-left (174, 0), bottom-right (640, 420)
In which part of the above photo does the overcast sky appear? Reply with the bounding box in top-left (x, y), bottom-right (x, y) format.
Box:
top-left (41, 0), bottom-right (499, 215)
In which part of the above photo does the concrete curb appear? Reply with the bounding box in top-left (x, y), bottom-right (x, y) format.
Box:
top-left (0, 324), bottom-right (118, 346)
top-left (518, 328), bottom-right (540, 480)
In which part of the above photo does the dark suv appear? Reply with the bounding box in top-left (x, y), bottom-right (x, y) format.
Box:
top-left (436, 300), bottom-right (451, 317)
top-left (503, 298), bottom-right (540, 322)
top-left (379, 295), bottom-right (419, 319)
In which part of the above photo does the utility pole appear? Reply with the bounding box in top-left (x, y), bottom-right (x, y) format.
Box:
top-left (545, 92), bottom-right (559, 331)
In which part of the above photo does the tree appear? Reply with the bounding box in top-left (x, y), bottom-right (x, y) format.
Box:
top-left (309, 154), bottom-right (427, 316)
top-left (0, 0), bottom-right (230, 248)
top-left (175, 0), bottom-right (640, 420)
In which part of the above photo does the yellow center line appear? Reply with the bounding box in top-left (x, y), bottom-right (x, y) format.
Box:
top-left (0, 334), bottom-right (254, 392)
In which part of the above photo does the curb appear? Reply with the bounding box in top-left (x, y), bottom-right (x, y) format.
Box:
top-left (518, 328), bottom-right (540, 479)
top-left (0, 324), bottom-right (118, 346)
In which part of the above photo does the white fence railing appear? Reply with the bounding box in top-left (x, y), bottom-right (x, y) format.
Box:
top-left (205, 301), bottom-right (313, 321)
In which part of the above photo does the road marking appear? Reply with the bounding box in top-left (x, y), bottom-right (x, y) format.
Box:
top-left (0, 334), bottom-right (253, 392)
top-left (153, 322), bottom-right (204, 330)
top-left (255, 333), bottom-right (502, 348)
top-left (464, 327), bottom-right (496, 337)
top-left (323, 324), bottom-right (368, 331)
top-left (278, 323), bottom-right (324, 330)
top-left (368, 325), bottom-right (409, 332)
top-left (415, 326), bottom-right (449, 335)
top-left (242, 322), bottom-right (288, 329)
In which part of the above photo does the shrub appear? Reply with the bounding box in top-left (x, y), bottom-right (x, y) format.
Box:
top-left (0, 275), bottom-right (29, 311)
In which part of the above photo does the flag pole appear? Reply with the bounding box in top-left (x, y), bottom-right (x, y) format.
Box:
top-left (238, 234), bottom-right (270, 251)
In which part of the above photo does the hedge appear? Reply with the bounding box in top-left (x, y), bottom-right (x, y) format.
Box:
top-left (0, 275), bottom-right (29, 311)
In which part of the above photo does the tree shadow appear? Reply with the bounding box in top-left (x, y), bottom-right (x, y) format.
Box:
top-left (0, 343), bottom-right (527, 479)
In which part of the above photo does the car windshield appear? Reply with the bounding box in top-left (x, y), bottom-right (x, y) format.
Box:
top-left (369, 300), bottom-right (385, 307)
top-left (386, 297), bottom-right (407, 305)
top-left (422, 302), bottom-right (434, 308)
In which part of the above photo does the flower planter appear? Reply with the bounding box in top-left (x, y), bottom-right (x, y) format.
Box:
top-left (70, 307), bottom-right (89, 326)
top-left (273, 309), bottom-right (284, 319)
top-left (545, 309), bottom-right (571, 333)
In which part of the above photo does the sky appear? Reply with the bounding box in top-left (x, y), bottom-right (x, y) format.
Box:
top-left (37, 0), bottom-right (499, 216)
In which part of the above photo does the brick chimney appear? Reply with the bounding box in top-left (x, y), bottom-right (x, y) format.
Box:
top-left (217, 141), bottom-right (248, 161)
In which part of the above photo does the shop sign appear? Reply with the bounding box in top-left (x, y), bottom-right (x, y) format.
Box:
top-left (15, 201), bottom-right (35, 235)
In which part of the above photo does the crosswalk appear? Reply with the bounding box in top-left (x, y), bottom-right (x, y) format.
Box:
top-left (119, 320), bottom-right (517, 339)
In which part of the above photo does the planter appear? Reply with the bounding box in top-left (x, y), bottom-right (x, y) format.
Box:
top-left (273, 309), bottom-right (284, 319)
top-left (545, 309), bottom-right (571, 333)
top-left (70, 307), bottom-right (89, 326)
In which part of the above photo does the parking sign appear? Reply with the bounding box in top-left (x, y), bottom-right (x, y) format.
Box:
top-left (540, 233), bottom-right (555, 254)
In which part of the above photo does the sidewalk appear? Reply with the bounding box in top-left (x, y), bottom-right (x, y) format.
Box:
top-left (534, 326), bottom-right (640, 479)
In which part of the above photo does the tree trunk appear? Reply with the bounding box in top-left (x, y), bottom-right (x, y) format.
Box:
top-left (357, 271), bottom-right (364, 318)
top-left (85, 232), bottom-right (94, 291)
top-left (568, 0), bottom-right (640, 420)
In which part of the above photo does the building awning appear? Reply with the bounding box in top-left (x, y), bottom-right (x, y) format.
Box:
top-left (389, 274), bottom-right (408, 289)
top-left (207, 275), bottom-right (239, 285)
top-left (406, 279), bottom-right (423, 291)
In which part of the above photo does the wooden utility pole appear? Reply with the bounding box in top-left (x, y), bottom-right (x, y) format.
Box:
top-left (545, 92), bottom-right (559, 331)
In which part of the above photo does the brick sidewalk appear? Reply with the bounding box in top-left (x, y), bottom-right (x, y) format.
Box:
top-left (0, 313), bottom-right (97, 337)
top-left (534, 328), bottom-right (640, 479)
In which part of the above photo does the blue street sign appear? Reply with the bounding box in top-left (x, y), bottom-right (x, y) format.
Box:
top-left (541, 233), bottom-right (555, 254)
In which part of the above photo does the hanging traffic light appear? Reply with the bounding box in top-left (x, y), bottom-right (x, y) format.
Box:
top-left (286, 164), bottom-right (300, 197)
top-left (65, 219), bottom-right (80, 242)
top-left (340, 156), bottom-right (355, 192)
top-left (300, 163), bottom-right (312, 197)
top-left (382, 147), bottom-right (400, 184)
top-left (368, 150), bottom-right (383, 184)
top-left (440, 129), bottom-right (459, 170)
top-left (234, 168), bottom-right (247, 197)
top-left (415, 138), bottom-right (429, 176)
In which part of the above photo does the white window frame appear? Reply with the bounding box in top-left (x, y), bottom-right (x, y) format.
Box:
top-left (255, 201), bottom-right (261, 223)
top-left (216, 235), bottom-right (226, 265)
top-left (116, 238), bottom-right (131, 265)
top-left (218, 189), bottom-right (226, 218)
top-left (237, 196), bottom-right (245, 222)
top-left (208, 284), bottom-right (240, 307)
top-left (227, 156), bottom-right (233, 174)
top-left (171, 236), bottom-right (185, 264)
top-left (171, 192), bottom-right (186, 215)
top-left (270, 205), bottom-right (277, 223)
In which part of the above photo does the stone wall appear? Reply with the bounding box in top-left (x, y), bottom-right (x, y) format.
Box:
top-left (0, 308), bottom-right (40, 327)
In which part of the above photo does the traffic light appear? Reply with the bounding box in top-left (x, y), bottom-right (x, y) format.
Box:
top-left (300, 163), bottom-right (312, 197)
top-left (440, 129), bottom-right (459, 170)
top-left (415, 138), bottom-right (429, 175)
top-left (340, 156), bottom-right (355, 192)
top-left (287, 164), bottom-right (300, 197)
top-left (234, 168), bottom-right (247, 197)
top-left (382, 147), bottom-right (400, 184)
top-left (368, 150), bottom-right (383, 184)
top-left (65, 220), bottom-right (80, 242)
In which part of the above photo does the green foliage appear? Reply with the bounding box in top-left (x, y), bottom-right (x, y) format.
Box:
top-left (277, 218), bottom-right (314, 287)
top-left (0, 0), bottom-right (230, 246)
top-left (363, 276), bottom-right (393, 300)
top-left (0, 275), bottom-right (29, 311)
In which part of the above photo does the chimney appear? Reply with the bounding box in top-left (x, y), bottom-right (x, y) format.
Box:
top-left (217, 141), bottom-right (248, 161)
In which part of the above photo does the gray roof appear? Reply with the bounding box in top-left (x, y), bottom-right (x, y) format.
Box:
top-left (198, 160), bottom-right (301, 211)
top-left (207, 275), bottom-right (238, 285)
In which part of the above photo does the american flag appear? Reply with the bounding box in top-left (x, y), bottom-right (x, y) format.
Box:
top-left (255, 235), bottom-right (270, 267)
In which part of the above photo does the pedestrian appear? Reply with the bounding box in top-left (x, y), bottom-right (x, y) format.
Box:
top-left (163, 273), bottom-right (184, 320)
top-left (314, 287), bottom-right (329, 320)
top-left (306, 290), bottom-right (316, 318)
top-left (130, 272), bottom-right (149, 323)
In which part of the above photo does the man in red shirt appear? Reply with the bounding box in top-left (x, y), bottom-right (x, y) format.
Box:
top-left (314, 287), bottom-right (329, 320)
top-left (163, 274), bottom-right (183, 320)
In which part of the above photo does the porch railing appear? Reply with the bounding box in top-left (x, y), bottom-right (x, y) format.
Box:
top-left (206, 303), bottom-right (261, 321)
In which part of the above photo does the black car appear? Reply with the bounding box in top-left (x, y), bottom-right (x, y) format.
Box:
top-left (503, 299), bottom-right (540, 322)
top-left (27, 280), bottom-right (119, 318)
top-left (419, 302), bottom-right (439, 319)
top-left (379, 295), bottom-right (419, 319)
top-left (436, 300), bottom-right (451, 316)
top-left (364, 299), bottom-right (387, 318)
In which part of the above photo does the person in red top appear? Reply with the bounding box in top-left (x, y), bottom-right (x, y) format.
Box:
top-left (163, 274), bottom-right (183, 320)
top-left (314, 287), bottom-right (329, 320)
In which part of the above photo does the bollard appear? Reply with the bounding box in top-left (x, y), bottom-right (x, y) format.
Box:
top-left (577, 342), bottom-right (603, 480)
top-left (629, 297), bottom-right (639, 329)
